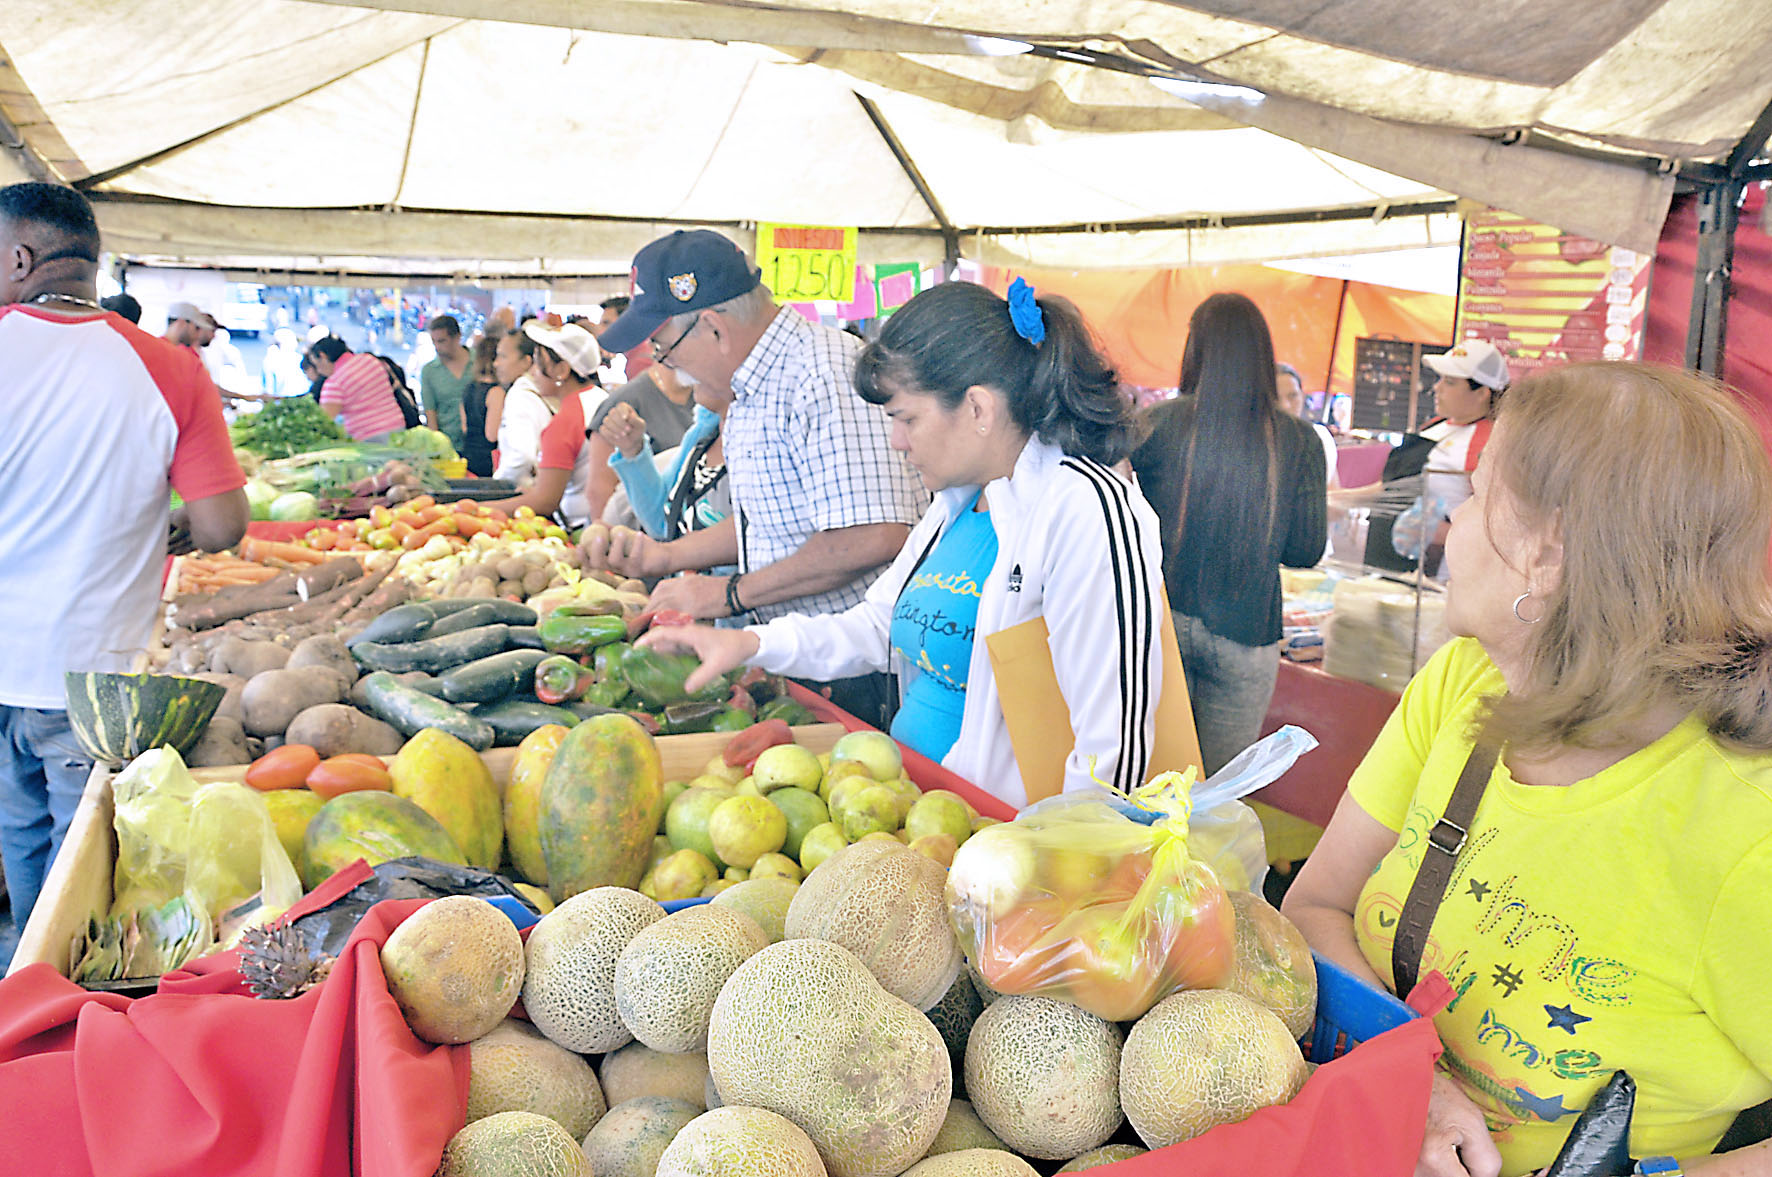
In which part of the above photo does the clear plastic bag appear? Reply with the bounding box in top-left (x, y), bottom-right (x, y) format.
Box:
top-left (109, 748), bottom-right (303, 949)
top-left (946, 727), bottom-right (1320, 1022)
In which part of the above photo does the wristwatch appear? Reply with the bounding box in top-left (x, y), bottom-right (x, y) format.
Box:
top-left (1634, 1159), bottom-right (1682, 1176)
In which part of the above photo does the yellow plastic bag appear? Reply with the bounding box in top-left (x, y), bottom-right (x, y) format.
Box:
top-left (946, 769), bottom-right (1236, 1023)
top-left (111, 747), bottom-right (203, 917)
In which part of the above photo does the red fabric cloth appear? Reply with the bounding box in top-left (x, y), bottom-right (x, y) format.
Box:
top-left (0, 894), bottom-right (468, 1177)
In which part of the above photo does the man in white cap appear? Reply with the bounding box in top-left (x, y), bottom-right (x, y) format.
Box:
top-left (483, 319), bottom-right (605, 528)
top-left (162, 300), bottom-right (216, 350)
top-left (1344, 337), bottom-right (1511, 576)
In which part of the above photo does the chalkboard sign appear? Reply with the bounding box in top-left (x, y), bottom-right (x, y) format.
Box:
top-left (1351, 338), bottom-right (1450, 432)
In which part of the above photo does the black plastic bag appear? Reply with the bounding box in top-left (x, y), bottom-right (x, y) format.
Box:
top-left (1542, 1070), bottom-right (1635, 1177)
top-left (291, 857), bottom-right (537, 960)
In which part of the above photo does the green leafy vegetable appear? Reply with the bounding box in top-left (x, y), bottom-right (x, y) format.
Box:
top-left (230, 398), bottom-right (347, 459)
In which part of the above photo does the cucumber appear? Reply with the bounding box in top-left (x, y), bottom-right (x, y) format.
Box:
top-left (351, 625), bottom-right (511, 674)
top-left (393, 671), bottom-right (446, 697)
top-left (507, 625), bottom-right (544, 650)
top-left (439, 649), bottom-right (549, 704)
top-left (476, 699), bottom-right (584, 746)
top-left (358, 671), bottom-right (495, 749)
top-left (346, 598), bottom-right (492, 647)
top-left (564, 699), bottom-right (623, 720)
top-left (426, 600), bottom-right (538, 638)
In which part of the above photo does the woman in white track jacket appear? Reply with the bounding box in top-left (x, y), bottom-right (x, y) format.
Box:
top-left (639, 280), bottom-right (1165, 810)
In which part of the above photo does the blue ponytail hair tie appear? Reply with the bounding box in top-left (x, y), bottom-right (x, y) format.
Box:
top-left (1007, 277), bottom-right (1046, 346)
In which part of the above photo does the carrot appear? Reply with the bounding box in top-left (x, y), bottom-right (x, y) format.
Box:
top-left (239, 536), bottom-right (329, 566)
top-left (307, 529), bottom-right (338, 551)
top-left (403, 495), bottom-right (436, 511)
top-left (401, 517), bottom-right (457, 549)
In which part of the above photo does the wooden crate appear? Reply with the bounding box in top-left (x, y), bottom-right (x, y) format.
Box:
top-left (10, 723), bottom-right (850, 979)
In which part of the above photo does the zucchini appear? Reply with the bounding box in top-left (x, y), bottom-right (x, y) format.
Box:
top-left (351, 625), bottom-right (511, 674)
top-left (538, 613), bottom-right (628, 654)
top-left (346, 598), bottom-right (491, 647)
top-left (357, 671), bottom-right (495, 749)
top-left (392, 671), bottom-right (446, 697)
top-left (427, 600), bottom-right (538, 638)
top-left (476, 699), bottom-right (584, 746)
top-left (507, 625), bottom-right (544, 650)
top-left (439, 649), bottom-right (549, 704)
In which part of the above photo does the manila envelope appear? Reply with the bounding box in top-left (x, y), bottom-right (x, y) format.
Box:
top-left (985, 606), bottom-right (1201, 805)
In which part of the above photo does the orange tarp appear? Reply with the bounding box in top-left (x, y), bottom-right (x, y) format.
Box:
top-left (979, 264), bottom-right (1454, 396)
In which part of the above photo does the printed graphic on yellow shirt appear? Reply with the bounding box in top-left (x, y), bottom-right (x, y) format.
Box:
top-left (1358, 799), bottom-right (1634, 1140)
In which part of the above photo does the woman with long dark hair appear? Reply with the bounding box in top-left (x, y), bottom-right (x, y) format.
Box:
top-left (637, 279), bottom-right (1165, 809)
top-left (1130, 292), bottom-right (1326, 775)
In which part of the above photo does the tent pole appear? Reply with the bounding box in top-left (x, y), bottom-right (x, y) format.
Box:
top-left (1684, 94), bottom-right (1772, 375)
top-left (855, 95), bottom-right (958, 277)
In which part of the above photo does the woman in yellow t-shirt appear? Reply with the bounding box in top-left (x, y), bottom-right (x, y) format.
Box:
top-left (1284, 363), bottom-right (1772, 1177)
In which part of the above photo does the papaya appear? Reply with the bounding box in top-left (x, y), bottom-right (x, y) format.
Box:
top-left (389, 728), bottom-right (504, 871)
top-left (505, 724), bottom-right (569, 887)
top-left (540, 713), bottom-right (664, 901)
top-left (301, 790), bottom-right (466, 890)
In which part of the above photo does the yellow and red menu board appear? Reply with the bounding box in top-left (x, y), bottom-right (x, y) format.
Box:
top-left (1456, 209), bottom-right (1651, 383)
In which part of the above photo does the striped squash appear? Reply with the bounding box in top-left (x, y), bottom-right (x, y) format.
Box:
top-left (63, 672), bottom-right (225, 766)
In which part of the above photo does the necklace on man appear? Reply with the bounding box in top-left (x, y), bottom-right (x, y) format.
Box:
top-left (28, 291), bottom-right (104, 311)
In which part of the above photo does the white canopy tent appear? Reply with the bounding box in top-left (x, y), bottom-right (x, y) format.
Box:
top-left (1, 0), bottom-right (1768, 279)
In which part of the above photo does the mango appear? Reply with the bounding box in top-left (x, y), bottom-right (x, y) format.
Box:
top-left (504, 724), bottom-right (569, 887)
top-left (390, 728), bottom-right (504, 871)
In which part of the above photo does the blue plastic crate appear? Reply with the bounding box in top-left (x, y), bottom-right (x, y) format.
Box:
top-left (1305, 951), bottom-right (1417, 1063)
top-left (661, 897), bottom-right (712, 913)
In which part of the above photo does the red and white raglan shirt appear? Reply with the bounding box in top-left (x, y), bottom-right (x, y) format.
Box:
top-left (0, 306), bottom-right (245, 709)
top-left (536, 387), bottom-right (607, 528)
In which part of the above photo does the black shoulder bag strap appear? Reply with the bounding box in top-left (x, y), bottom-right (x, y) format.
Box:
top-left (1391, 736), bottom-right (1501, 999)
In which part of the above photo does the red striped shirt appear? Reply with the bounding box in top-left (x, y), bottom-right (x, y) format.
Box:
top-left (319, 352), bottom-right (405, 438)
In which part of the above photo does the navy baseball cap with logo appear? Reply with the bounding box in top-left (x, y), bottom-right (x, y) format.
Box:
top-left (598, 230), bottom-right (763, 355)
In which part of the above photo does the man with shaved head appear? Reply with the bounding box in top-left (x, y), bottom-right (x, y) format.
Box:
top-left (0, 182), bottom-right (248, 952)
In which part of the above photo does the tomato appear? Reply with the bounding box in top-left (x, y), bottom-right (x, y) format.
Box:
top-left (1054, 903), bottom-right (1170, 1022)
top-left (975, 897), bottom-right (1068, 995)
top-left (245, 744), bottom-right (320, 791)
top-left (306, 754), bottom-right (393, 800)
top-left (1151, 861), bottom-right (1238, 991)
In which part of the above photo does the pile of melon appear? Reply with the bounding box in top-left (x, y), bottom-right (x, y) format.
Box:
top-left (385, 787), bottom-right (1323, 1177)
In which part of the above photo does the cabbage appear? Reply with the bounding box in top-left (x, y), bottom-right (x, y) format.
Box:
top-left (268, 491), bottom-right (320, 522)
top-left (244, 479), bottom-right (282, 521)
top-left (390, 427), bottom-right (458, 461)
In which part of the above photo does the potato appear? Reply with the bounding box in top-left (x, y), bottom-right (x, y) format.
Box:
top-left (496, 557), bottom-right (528, 581)
top-left (214, 637), bottom-right (290, 679)
top-left (521, 567), bottom-right (550, 595)
top-left (466, 579), bottom-right (497, 598)
top-left (240, 665), bottom-right (350, 737)
top-left (287, 634), bottom-right (356, 681)
top-left (185, 716), bottom-right (250, 767)
top-left (285, 703), bottom-right (404, 756)
top-left (188, 672), bottom-right (247, 723)
top-left (497, 579), bottom-right (524, 598)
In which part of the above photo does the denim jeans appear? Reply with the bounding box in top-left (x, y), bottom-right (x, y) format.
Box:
top-left (0, 707), bottom-right (93, 932)
top-left (1173, 612), bottom-right (1281, 777)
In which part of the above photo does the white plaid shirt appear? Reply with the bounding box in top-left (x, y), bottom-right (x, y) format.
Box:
top-left (724, 309), bottom-right (929, 622)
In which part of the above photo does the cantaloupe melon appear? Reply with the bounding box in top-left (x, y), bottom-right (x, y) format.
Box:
top-left (466, 1019), bottom-right (606, 1139)
top-left (962, 995), bottom-right (1123, 1160)
top-left (438, 1109), bottom-right (587, 1177)
top-left (1119, 990), bottom-right (1308, 1148)
top-left (706, 939), bottom-right (951, 1177)
top-left (1223, 890), bottom-right (1318, 1039)
top-left (655, 1106), bottom-right (827, 1176)
top-left (1056, 1144), bottom-right (1148, 1171)
top-left (924, 971), bottom-right (985, 1096)
top-left (599, 1042), bottom-right (711, 1110)
top-left (615, 905), bottom-right (770, 1052)
top-left (522, 887), bottom-right (665, 1053)
top-left (710, 877), bottom-right (798, 942)
top-left (582, 1096), bottom-right (699, 1177)
top-left (922, 1099), bottom-right (1008, 1156)
top-left (896, 1149), bottom-right (1039, 1176)
top-left (380, 896), bottom-right (524, 1044)
top-left (782, 839), bottom-right (960, 1009)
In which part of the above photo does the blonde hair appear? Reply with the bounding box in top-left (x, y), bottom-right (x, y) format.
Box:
top-left (1485, 363), bottom-right (1772, 752)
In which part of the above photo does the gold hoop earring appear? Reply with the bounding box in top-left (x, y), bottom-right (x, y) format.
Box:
top-left (1513, 591), bottom-right (1543, 625)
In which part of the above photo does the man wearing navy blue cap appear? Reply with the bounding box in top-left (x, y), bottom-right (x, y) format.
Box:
top-left (593, 230), bottom-right (928, 723)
